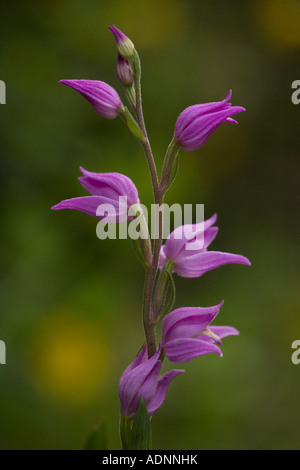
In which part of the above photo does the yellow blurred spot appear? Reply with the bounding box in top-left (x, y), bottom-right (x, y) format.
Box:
top-left (29, 310), bottom-right (110, 405)
top-left (256, 0), bottom-right (300, 49)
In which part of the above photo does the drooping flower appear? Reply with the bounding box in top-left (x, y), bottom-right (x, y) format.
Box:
top-left (59, 80), bottom-right (123, 119)
top-left (119, 345), bottom-right (184, 418)
top-left (162, 302), bottom-right (239, 363)
top-left (159, 213), bottom-right (251, 278)
top-left (51, 167), bottom-right (139, 222)
top-left (108, 25), bottom-right (135, 59)
top-left (174, 90), bottom-right (245, 151)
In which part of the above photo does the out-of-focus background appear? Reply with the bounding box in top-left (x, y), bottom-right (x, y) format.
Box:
top-left (0, 0), bottom-right (299, 450)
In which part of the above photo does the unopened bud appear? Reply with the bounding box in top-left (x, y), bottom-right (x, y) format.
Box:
top-left (108, 25), bottom-right (135, 59)
top-left (116, 54), bottom-right (134, 86)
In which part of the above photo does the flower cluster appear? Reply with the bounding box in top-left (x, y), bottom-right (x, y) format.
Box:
top-left (53, 25), bottom-right (250, 448)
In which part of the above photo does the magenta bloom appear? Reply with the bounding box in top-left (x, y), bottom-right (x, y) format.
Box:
top-left (162, 302), bottom-right (239, 363)
top-left (119, 345), bottom-right (184, 418)
top-left (174, 91), bottom-right (245, 151)
top-left (159, 213), bottom-right (251, 278)
top-left (51, 167), bottom-right (139, 222)
top-left (59, 80), bottom-right (123, 119)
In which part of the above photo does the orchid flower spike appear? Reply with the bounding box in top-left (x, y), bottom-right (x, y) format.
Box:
top-left (174, 91), bottom-right (245, 151)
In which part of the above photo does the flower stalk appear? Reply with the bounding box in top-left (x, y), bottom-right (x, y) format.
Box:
top-left (53, 25), bottom-right (250, 449)
top-left (129, 48), bottom-right (166, 358)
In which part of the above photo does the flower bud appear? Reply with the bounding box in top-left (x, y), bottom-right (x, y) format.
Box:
top-left (108, 25), bottom-right (135, 59)
top-left (59, 79), bottom-right (123, 119)
top-left (116, 54), bottom-right (134, 86)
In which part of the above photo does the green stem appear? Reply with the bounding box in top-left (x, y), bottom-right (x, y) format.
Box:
top-left (132, 50), bottom-right (164, 358)
top-left (142, 267), bottom-right (157, 357)
top-left (132, 51), bottom-right (160, 198)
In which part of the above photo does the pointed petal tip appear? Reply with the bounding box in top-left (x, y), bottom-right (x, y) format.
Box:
top-left (233, 106), bottom-right (246, 115)
top-left (234, 255), bottom-right (251, 267)
top-left (225, 90), bottom-right (232, 102)
top-left (51, 200), bottom-right (74, 211)
top-left (51, 203), bottom-right (62, 210)
top-left (197, 300), bottom-right (224, 311)
top-left (226, 117), bottom-right (239, 124)
top-left (211, 212), bottom-right (218, 223)
top-left (79, 166), bottom-right (87, 175)
top-left (58, 79), bottom-right (78, 90)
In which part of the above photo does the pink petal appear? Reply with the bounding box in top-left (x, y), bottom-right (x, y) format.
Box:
top-left (164, 338), bottom-right (222, 363)
top-left (162, 303), bottom-right (224, 344)
top-left (209, 326), bottom-right (240, 339)
top-left (176, 251), bottom-right (251, 278)
top-left (119, 346), bottom-right (161, 418)
top-left (51, 196), bottom-right (115, 218)
top-left (163, 213), bottom-right (217, 261)
top-left (79, 167), bottom-right (139, 205)
top-left (147, 369), bottom-right (185, 416)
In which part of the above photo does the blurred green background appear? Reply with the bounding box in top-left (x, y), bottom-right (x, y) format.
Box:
top-left (0, 0), bottom-right (299, 450)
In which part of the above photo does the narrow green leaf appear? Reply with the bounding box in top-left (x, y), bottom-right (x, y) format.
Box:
top-left (125, 84), bottom-right (136, 108)
top-left (83, 423), bottom-right (108, 450)
top-left (165, 152), bottom-right (179, 192)
top-left (124, 107), bottom-right (145, 142)
top-left (159, 270), bottom-right (176, 320)
top-left (131, 236), bottom-right (148, 268)
top-left (160, 139), bottom-right (180, 193)
top-left (120, 414), bottom-right (133, 450)
top-left (127, 397), bottom-right (152, 450)
top-left (130, 49), bottom-right (141, 79)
